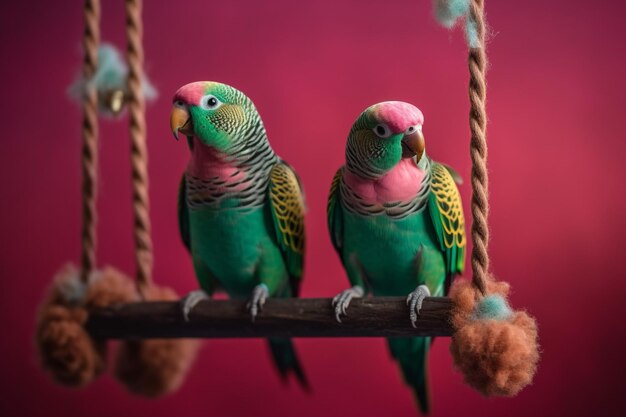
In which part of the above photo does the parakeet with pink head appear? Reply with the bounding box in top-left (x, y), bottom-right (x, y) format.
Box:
top-left (328, 101), bottom-right (466, 413)
top-left (170, 81), bottom-right (308, 388)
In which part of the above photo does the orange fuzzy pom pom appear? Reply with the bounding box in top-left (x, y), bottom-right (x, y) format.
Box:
top-left (114, 285), bottom-right (200, 397)
top-left (36, 264), bottom-right (136, 387)
top-left (449, 279), bottom-right (540, 396)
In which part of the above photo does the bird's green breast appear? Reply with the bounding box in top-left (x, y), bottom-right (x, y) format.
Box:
top-left (342, 207), bottom-right (445, 296)
top-left (189, 201), bottom-right (285, 297)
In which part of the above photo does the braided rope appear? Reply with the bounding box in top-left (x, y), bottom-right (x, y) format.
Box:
top-left (467, 0), bottom-right (490, 295)
top-left (80, 0), bottom-right (101, 283)
top-left (125, 0), bottom-right (153, 294)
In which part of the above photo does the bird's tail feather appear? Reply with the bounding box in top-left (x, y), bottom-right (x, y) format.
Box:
top-left (388, 337), bottom-right (431, 414)
top-left (267, 338), bottom-right (310, 391)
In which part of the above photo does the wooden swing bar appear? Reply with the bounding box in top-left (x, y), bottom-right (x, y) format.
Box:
top-left (86, 297), bottom-right (453, 339)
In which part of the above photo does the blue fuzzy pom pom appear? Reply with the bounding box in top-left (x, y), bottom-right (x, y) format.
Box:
top-left (68, 42), bottom-right (157, 116)
top-left (474, 295), bottom-right (513, 321)
top-left (433, 0), bottom-right (481, 48)
top-left (434, 0), bottom-right (470, 28)
top-left (93, 44), bottom-right (131, 94)
top-left (465, 17), bottom-right (479, 48)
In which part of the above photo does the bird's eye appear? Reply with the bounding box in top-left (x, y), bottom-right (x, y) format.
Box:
top-left (200, 94), bottom-right (222, 110)
top-left (373, 124), bottom-right (392, 138)
top-left (406, 125), bottom-right (421, 134)
top-left (173, 99), bottom-right (185, 108)
top-left (406, 126), bottom-right (416, 134)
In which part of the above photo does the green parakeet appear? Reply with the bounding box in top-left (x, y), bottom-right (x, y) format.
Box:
top-left (171, 81), bottom-right (308, 388)
top-left (327, 101), bottom-right (465, 413)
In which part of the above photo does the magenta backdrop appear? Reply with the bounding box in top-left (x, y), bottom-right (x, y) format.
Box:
top-left (1, 1), bottom-right (625, 416)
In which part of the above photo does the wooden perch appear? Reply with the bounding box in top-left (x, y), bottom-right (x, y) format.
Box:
top-left (86, 297), bottom-right (454, 339)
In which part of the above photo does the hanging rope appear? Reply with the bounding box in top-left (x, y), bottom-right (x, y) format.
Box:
top-left (35, 3), bottom-right (140, 388)
top-left (80, 0), bottom-right (101, 283)
top-left (113, 0), bottom-right (200, 397)
top-left (435, 0), bottom-right (539, 397)
top-left (37, 0), bottom-right (197, 392)
top-left (467, 0), bottom-right (490, 295)
top-left (125, 0), bottom-right (153, 295)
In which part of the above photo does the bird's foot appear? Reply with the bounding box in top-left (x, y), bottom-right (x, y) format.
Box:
top-left (246, 284), bottom-right (269, 322)
top-left (180, 289), bottom-right (210, 321)
top-left (332, 286), bottom-right (364, 323)
top-left (406, 285), bottom-right (431, 328)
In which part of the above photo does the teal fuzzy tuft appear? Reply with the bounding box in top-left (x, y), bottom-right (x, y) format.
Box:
top-left (433, 0), bottom-right (480, 48)
top-left (94, 44), bottom-right (128, 93)
top-left (68, 43), bottom-right (157, 116)
top-left (465, 17), bottom-right (479, 48)
top-left (434, 0), bottom-right (469, 28)
top-left (474, 295), bottom-right (513, 321)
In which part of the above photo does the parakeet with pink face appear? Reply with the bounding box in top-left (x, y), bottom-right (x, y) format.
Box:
top-left (170, 81), bottom-right (307, 388)
top-left (328, 101), bottom-right (465, 413)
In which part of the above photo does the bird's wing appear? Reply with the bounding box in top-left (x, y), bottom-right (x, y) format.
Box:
top-left (327, 167), bottom-right (344, 256)
top-left (268, 161), bottom-right (306, 296)
top-left (428, 162), bottom-right (466, 288)
top-left (178, 174), bottom-right (192, 252)
top-left (439, 162), bottom-right (463, 185)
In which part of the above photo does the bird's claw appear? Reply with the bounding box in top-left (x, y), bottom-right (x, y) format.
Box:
top-left (180, 289), bottom-right (210, 321)
top-left (332, 286), bottom-right (364, 323)
top-left (246, 284), bottom-right (269, 322)
top-left (406, 285), bottom-right (430, 328)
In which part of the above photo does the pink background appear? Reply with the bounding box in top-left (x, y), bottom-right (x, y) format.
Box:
top-left (1, 1), bottom-right (625, 416)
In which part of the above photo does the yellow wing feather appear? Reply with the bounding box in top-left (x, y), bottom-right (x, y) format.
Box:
top-left (269, 163), bottom-right (306, 257)
top-left (431, 164), bottom-right (466, 249)
top-left (327, 167), bottom-right (344, 254)
top-left (327, 168), bottom-right (342, 220)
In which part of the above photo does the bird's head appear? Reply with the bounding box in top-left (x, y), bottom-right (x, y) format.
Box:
top-left (346, 101), bottom-right (425, 177)
top-left (170, 81), bottom-right (260, 152)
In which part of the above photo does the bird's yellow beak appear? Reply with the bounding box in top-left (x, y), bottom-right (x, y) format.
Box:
top-left (401, 130), bottom-right (425, 160)
top-left (170, 105), bottom-right (193, 141)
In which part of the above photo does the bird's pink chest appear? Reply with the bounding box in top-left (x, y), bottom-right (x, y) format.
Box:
top-left (344, 159), bottom-right (425, 204)
top-left (187, 142), bottom-right (249, 191)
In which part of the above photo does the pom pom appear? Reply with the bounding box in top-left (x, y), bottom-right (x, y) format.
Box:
top-left (449, 280), bottom-right (540, 396)
top-left (36, 264), bottom-right (136, 387)
top-left (68, 43), bottom-right (158, 116)
top-left (434, 0), bottom-right (469, 28)
top-left (433, 0), bottom-right (480, 48)
top-left (36, 303), bottom-right (104, 387)
top-left (114, 285), bottom-right (200, 397)
top-left (85, 266), bottom-right (139, 308)
top-left (475, 294), bottom-right (513, 320)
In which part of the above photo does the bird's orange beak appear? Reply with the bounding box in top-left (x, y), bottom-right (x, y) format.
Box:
top-left (170, 105), bottom-right (193, 141)
top-left (401, 130), bottom-right (425, 161)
